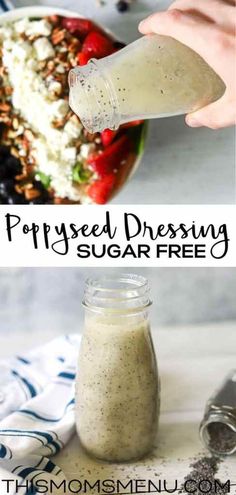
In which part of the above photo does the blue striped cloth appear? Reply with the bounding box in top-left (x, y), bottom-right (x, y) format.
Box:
top-left (0, 0), bottom-right (13, 12)
top-left (0, 334), bottom-right (80, 495)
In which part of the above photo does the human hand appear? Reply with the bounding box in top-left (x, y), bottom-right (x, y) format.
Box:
top-left (139, 0), bottom-right (236, 129)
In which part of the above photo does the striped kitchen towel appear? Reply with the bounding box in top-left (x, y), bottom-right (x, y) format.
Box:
top-left (0, 0), bottom-right (14, 12)
top-left (0, 334), bottom-right (80, 495)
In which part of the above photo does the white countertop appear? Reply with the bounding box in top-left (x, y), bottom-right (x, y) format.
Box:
top-left (1, 321), bottom-right (236, 488)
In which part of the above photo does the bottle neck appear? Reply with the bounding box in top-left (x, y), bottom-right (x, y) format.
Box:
top-left (83, 274), bottom-right (152, 316)
top-left (200, 410), bottom-right (236, 456)
top-left (69, 59), bottom-right (120, 133)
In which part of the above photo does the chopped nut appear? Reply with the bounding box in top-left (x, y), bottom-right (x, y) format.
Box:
top-left (15, 183), bottom-right (24, 193)
top-left (57, 51), bottom-right (68, 62)
top-left (8, 127), bottom-right (24, 138)
top-left (54, 197), bottom-right (75, 204)
top-left (47, 60), bottom-right (55, 71)
top-left (51, 28), bottom-right (66, 45)
top-left (24, 129), bottom-right (34, 141)
top-left (27, 35), bottom-right (39, 42)
top-left (10, 147), bottom-right (20, 158)
top-left (46, 15), bottom-right (60, 26)
top-left (69, 57), bottom-right (78, 68)
top-left (0, 115), bottom-right (11, 125)
top-left (0, 66), bottom-right (6, 77)
top-left (52, 119), bottom-right (65, 129)
top-left (37, 60), bottom-right (47, 71)
top-left (4, 86), bottom-right (13, 96)
top-left (25, 188), bottom-right (41, 201)
top-left (68, 39), bottom-right (81, 53)
top-left (0, 102), bottom-right (11, 112)
top-left (12, 117), bottom-right (19, 130)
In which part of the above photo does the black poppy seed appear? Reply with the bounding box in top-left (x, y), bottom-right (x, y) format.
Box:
top-left (179, 457), bottom-right (228, 495)
top-left (116, 0), bottom-right (129, 13)
top-left (208, 422), bottom-right (236, 453)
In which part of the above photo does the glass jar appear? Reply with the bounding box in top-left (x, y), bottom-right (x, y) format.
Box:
top-left (75, 274), bottom-right (160, 462)
top-left (69, 34), bottom-right (225, 133)
top-left (200, 370), bottom-right (236, 456)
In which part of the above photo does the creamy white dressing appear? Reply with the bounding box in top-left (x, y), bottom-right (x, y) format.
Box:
top-left (76, 314), bottom-right (159, 462)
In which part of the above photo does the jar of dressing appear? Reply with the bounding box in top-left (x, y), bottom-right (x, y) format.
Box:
top-left (69, 34), bottom-right (225, 133)
top-left (75, 274), bottom-right (160, 462)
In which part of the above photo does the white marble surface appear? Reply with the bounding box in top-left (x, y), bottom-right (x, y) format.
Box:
top-left (8, 0), bottom-right (236, 205)
top-left (1, 321), bottom-right (236, 488)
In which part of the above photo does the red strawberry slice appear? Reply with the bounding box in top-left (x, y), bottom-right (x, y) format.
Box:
top-left (121, 120), bottom-right (144, 128)
top-left (78, 52), bottom-right (91, 66)
top-left (82, 31), bottom-right (114, 59)
top-left (87, 134), bottom-right (131, 177)
top-left (62, 17), bottom-right (97, 39)
top-left (87, 173), bottom-right (116, 204)
top-left (101, 129), bottom-right (118, 147)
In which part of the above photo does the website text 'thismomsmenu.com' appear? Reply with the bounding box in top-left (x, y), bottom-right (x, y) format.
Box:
top-left (0, 477), bottom-right (233, 494)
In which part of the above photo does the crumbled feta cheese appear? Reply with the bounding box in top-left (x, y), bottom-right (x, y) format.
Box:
top-left (33, 137), bottom-right (82, 201)
top-left (56, 64), bottom-right (66, 74)
top-left (25, 19), bottom-right (52, 37)
top-left (2, 38), bottom-right (14, 50)
top-left (0, 26), bottom-right (13, 39)
top-left (64, 118), bottom-right (82, 140)
top-left (26, 58), bottom-right (38, 71)
top-left (61, 147), bottom-right (77, 163)
top-left (50, 99), bottom-right (69, 120)
top-left (0, 17), bottom-right (93, 202)
top-left (48, 80), bottom-right (62, 95)
top-left (4, 40), bottom-right (32, 62)
top-left (33, 37), bottom-right (55, 61)
top-left (80, 143), bottom-right (95, 159)
top-left (14, 18), bottom-right (29, 34)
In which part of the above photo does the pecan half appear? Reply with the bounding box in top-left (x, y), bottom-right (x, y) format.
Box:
top-left (51, 28), bottom-right (66, 45)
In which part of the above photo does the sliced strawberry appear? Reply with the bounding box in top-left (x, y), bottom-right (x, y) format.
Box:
top-left (87, 134), bottom-right (131, 177)
top-left (78, 52), bottom-right (91, 66)
top-left (101, 129), bottom-right (119, 147)
top-left (82, 31), bottom-right (114, 59)
top-left (121, 120), bottom-right (144, 128)
top-left (62, 17), bottom-right (97, 39)
top-left (87, 174), bottom-right (116, 204)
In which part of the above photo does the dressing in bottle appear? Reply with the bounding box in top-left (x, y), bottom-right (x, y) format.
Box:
top-left (75, 274), bottom-right (160, 462)
top-left (69, 34), bottom-right (225, 133)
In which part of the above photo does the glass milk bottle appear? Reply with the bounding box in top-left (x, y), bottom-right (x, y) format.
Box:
top-left (69, 34), bottom-right (225, 133)
top-left (75, 274), bottom-right (160, 462)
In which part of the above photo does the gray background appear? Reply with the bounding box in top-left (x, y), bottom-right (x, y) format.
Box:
top-left (10, 0), bottom-right (236, 204)
top-left (0, 268), bottom-right (235, 335)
